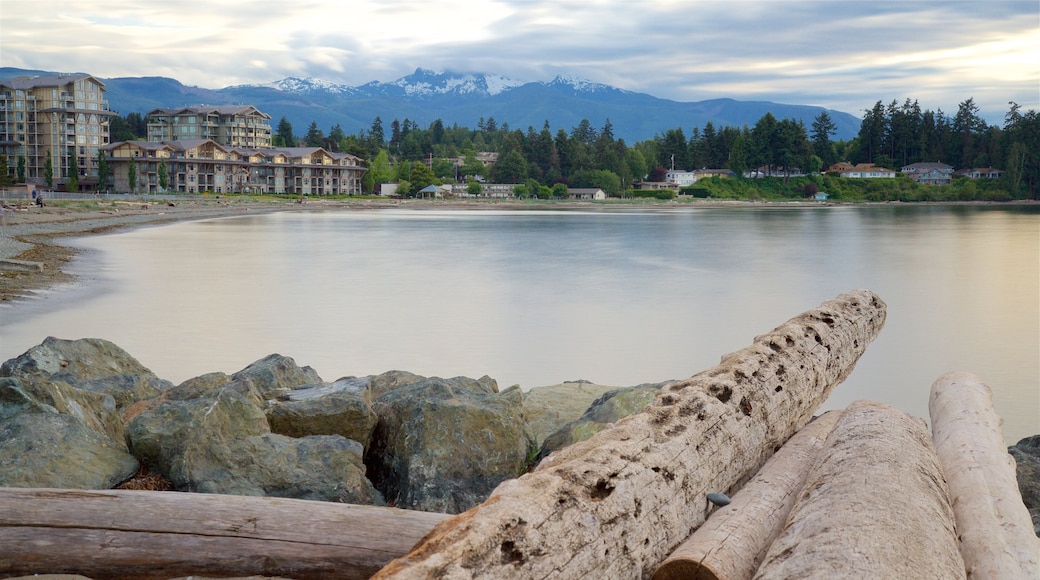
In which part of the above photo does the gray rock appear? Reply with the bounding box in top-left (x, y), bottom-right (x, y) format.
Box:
top-left (537, 381), bottom-right (671, 460)
top-left (125, 386), bottom-right (271, 487)
top-left (0, 337), bottom-right (156, 381)
top-left (0, 378), bottom-right (58, 420)
top-left (1009, 435), bottom-right (1040, 536)
top-left (367, 370), bottom-right (433, 399)
top-left (50, 372), bottom-right (172, 410)
top-left (0, 412), bottom-right (138, 489)
top-left (366, 376), bottom-right (530, 514)
top-left (522, 382), bottom-right (622, 447)
top-left (266, 377), bottom-right (378, 448)
top-left (193, 433), bottom-right (384, 504)
top-left (231, 354), bottom-right (323, 400)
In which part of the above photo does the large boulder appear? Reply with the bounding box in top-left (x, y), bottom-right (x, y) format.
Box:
top-left (0, 337), bottom-right (157, 381)
top-left (536, 381), bottom-right (672, 459)
top-left (0, 411), bottom-right (139, 489)
top-left (521, 381), bottom-right (621, 447)
top-left (195, 433), bottom-right (384, 504)
top-left (0, 337), bottom-right (169, 448)
top-left (231, 354), bottom-right (323, 401)
top-left (367, 370), bottom-right (427, 399)
top-left (366, 376), bottom-right (531, 514)
top-left (1010, 435), bottom-right (1040, 536)
top-left (125, 377), bottom-right (383, 505)
top-left (266, 377), bottom-right (377, 448)
top-left (125, 384), bottom-right (269, 486)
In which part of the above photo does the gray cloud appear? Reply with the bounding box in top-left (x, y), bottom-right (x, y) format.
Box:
top-left (2, 0), bottom-right (1036, 122)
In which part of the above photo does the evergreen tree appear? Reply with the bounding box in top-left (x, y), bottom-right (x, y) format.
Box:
top-left (369, 117), bottom-right (385, 150)
top-left (158, 158), bottom-right (169, 191)
top-left (96, 151), bottom-right (108, 192)
top-left (304, 121), bottom-right (324, 147)
top-left (128, 156), bottom-right (137, 194)
top-left (44, 150), bottom-right (54, 189)
top-left (0, 155), bottom-right (11, 188)
top-left (276, 116), bottom-right (295, 147)
top-left (67, 155), bottom-right (79, 192)
top-left (17, 155), bottom-right (26, 183)
top-left (811, 111), bottom-right (837, 167)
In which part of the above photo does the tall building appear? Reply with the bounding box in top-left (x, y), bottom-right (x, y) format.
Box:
top-left (146, 106), bottom-right (272, 149)
top-left (0, 73), bottom-right (114, 189)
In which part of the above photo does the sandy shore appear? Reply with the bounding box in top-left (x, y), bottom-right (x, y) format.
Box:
top-left (0, 197), bottom-right (301, 302)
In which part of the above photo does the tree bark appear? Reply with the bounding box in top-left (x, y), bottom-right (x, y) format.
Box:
top-left (0, 488), bottom-right (449, 579)
top-left (652, 410), bottom-right (843, 580)
top-left (753, 400), bottom-right (964, 579)
top-left (374, 290), bottom-right (887, 579)
top-left (929, 371), bottom-right (1040, 579)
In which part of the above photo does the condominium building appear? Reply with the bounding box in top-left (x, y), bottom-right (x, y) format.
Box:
top-left (146, 106), bottom-right (272, 149)
top-left (0, 73), bottom-right (114, 189)
top-left (101, 139), bottom-right (367, 195)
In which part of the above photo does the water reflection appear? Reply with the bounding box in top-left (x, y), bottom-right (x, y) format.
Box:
top-left (1, 205), bottom-right (1037, 442)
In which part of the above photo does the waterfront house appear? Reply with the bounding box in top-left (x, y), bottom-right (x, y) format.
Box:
top-left (901, 162), bottom-right (954, 186)
top-left (956, 167), bottom-right (1005, 180)
top-left (568, 188), bottom-right (606, 200)
top-left (102, 139), bottom-right (365, 194)
top-left (840, 164), bottom-right (896, 179)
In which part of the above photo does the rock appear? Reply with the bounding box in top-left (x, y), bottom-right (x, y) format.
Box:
top-left (4, 376), bottom-right (126, 449)
top-left (125, 386), bottom-right (271, 488)
top-left (366, 375), bottom-right (531, 514)
top-left (367, 370), bottom-right (435, 399)
top-left (0, 337), bottom-right (157, 381)
top-left (231, 354), bottom-right (323, 401)
top-left (0, 412), bottom-right (139, 489)
top-left (536, 381), bottom-right (671, 459)
top-left (50, 372), bottom-right (172, 410)
top-left (0, 378), bottom-right (58, 420)
top-left (522, 381), bottom-right (622, 447)
top-left (194, 433), bottom-right (384, 504)
top-left (266, 376), bottom-right (378, 448)
top-left (1009, 435), bottom-right (1040, 536)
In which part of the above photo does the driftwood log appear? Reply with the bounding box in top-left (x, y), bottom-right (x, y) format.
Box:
top-left (374, 290), bottom-right (887, 579)
top-left (0, 488), bottom-right (449, 579)
top-left (753, 400), bottom-right (965, 579)
top-left (929, 371), bottom-right (1040, 579)
top-left (652, 409), bottom-right (843, 580)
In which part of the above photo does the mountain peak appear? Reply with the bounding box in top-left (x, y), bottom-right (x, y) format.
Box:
top-left (547, 75), bottom-right (619, 94)
top-left (390, 69), bottom-right (525, 97)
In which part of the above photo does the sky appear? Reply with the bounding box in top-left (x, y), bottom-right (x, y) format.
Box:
top-left (2, 0), bottom-right (1038, 123)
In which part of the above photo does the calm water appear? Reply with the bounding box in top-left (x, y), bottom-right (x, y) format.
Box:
top-left (2, 205), bottom-right (1038, 442)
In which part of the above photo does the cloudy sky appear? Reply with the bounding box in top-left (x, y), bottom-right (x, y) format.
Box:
top-left (3, 0), bottom-right (1037, 123)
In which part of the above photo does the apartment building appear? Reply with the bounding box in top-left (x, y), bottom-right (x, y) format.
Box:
top-left (146, 106), bottom-right (272, 149)
top-left (0, 73), bottom-right (114, 189)
top-left (101, 139), bottom-right (367, 195)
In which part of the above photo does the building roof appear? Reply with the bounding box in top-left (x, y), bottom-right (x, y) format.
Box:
top-left (146, 105), bottom-right (271, 119)
top-left (1, 73), bottom-right (103, 90)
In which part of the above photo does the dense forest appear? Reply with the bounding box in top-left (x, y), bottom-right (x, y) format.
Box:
top-left (108, 97), bottom-right (1039, 201)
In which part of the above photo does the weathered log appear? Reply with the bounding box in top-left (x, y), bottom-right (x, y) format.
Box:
top-left (929, 371), bottom-right (1040, 579)
top-left (753, 400), bottom-right (964, 579)
top-left (373, 290), bottom-right (886, 579)
top-left (0, 487), bottom-right (450, 579)
top-left (652, 409), bottom-right (843, 580)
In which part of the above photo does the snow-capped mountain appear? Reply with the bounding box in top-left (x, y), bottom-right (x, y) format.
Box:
top-left (247, 68), bottom-right (616, 100)
top-left (2, 66), bottom-right (862, 142)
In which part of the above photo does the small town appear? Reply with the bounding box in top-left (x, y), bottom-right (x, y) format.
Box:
top-left (0, 73), bottom-right (1032, 203)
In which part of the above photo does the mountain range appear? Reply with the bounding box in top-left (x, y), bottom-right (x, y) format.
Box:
top-left (2, 67), bottom-right (862, 142)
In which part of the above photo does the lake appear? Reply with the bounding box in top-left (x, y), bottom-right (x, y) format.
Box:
top-left (2, 204), bottom-right (1037, 442)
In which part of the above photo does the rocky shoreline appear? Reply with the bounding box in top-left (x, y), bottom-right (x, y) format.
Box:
top-left (0, 336), bottom-right (673, 515)
top-left (1, 336), bottom-right (1037, 535)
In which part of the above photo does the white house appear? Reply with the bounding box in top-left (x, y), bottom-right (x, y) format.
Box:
top-left (665, 169), bottom-right (698, 187)
top-left (840, 164), bottom-right (896, 179)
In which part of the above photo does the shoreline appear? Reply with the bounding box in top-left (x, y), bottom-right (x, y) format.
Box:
top-left (1, 196), bottom-right (1035, 304)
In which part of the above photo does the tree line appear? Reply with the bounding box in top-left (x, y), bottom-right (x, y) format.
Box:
top-left (94, 97), bottom-right (1038, 199)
